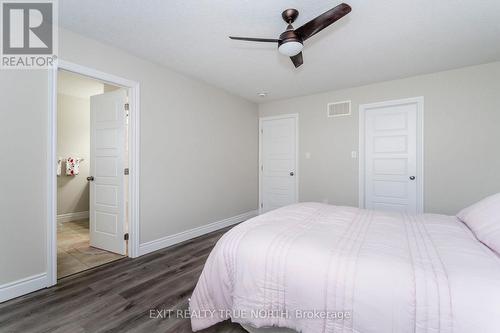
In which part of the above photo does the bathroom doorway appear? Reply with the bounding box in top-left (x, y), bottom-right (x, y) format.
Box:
top-left (56, 70), bottom-right (128, 278)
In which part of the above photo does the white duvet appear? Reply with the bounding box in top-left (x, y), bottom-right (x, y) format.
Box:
top-left (190, 203), bottom-right (500, 333)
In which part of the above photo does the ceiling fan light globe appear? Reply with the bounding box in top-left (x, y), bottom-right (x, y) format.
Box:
top-left (278, 41), bottom-right (303, 57)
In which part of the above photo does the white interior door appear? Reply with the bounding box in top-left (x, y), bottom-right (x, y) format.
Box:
top-left (260, 116), bottom-right (298, 212)
top-left (362, 100), bottom-right (422, 214)
top-left (89, 89), bottom-right (127, 255)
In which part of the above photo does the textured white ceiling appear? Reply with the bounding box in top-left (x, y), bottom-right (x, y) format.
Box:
top-left (59, 0), bottom-right (500, 103)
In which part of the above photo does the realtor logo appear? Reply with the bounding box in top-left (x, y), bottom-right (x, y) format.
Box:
top-left (1, 0), bottom-right (58, 68)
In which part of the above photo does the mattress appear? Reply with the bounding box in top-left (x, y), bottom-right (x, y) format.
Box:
top-left (190, 203), bottom-right (500, 333)
top-left (241, 324), bottom-right (297, 333)
top-left (241, 324), bottom-right (296, 333)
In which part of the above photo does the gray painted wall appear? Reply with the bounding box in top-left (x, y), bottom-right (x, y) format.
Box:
top-left (0, 29), bottom-right (258, 285)
top-left (259, 62), bottom-right (500, 215)
top-left (0, 70), bottom-right (48, 284)
top-left (57, 94), bottom-right (91, 215)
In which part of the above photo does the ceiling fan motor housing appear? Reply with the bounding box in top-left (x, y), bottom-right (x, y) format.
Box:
top-left (278, 30), bottom-right (303, 47)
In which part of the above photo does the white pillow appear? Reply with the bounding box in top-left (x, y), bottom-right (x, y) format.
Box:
top-left (457, 193), bottom-right (500, 254)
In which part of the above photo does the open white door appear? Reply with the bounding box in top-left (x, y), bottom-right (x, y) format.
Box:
top-left (89, 89), bottom-right (127, 255)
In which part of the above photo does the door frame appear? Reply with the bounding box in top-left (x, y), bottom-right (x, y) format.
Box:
top-left (47, 60), bottom-right (141, 286)
top-left (258, 114), bottom-right (299, 214)
top-left (358, 97), bottom-right (424, 213)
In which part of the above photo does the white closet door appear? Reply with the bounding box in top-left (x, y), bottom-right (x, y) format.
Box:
top-left (260, 116), bottom-right (298, 212)
top-left (89, 89), bottom-right (127, 255)
top-left (364, 102), bottom-right (419, 214)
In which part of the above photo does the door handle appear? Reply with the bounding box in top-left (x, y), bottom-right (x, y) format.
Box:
top-left (87, 176), bottom-right (94, 182)
top-left (289, 172), bottom-right (295, 176)
top-left (409, 176), bottom-right (415, 180)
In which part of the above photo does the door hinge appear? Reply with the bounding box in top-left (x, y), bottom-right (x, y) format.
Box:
top-left (261, 165), bottom-right (263, 172)
top-left (125, 103), bottom-right (130, 117)
top-left (260, 203), bottom-right (263, 208)
top-left (124, 233), bottom-right (129, 241)
top-left (124, 168), bottom-right (129, 175)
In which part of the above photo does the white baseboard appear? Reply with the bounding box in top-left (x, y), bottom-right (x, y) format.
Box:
top-left (138, 210), bottom-right (259, 256)
top-left (0, 273), bottom-right (47, 303)
top-left (0, 210), bottom-right (257, 303)
top-left (57, 211), bottom-right (89, 223)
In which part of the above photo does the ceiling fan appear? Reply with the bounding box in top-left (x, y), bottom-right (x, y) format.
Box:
top-left (229, 3), bottom-right (351, 68)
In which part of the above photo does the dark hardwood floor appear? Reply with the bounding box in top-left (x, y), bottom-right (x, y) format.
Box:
top-left (0, 227), bottom-right (247, 333)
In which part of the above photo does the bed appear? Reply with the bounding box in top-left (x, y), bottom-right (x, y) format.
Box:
top-left (190, 202), bottom-right (500, 333)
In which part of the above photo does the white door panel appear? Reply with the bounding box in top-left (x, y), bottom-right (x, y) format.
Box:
top-left (90, 89), bottom-right (127, 255)
top-left (261, 116), bottom-right (297, 212)
top-left (363, 101), bottom-right (420, 214)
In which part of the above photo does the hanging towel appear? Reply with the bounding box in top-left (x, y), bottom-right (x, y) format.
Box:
top-left (65, 157), bottom-right (82, 176)
top-left (57, 157), bottom-right (62, 176)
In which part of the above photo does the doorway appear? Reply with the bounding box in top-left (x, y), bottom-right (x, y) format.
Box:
top-left (56, 70), bottom-right (126, 278)
top-left (359, 97), bottom-right (424, 214)
top-left (47, 61), bottom-right (140, 286)
top-left (259, 114), bottom-right (299, 213)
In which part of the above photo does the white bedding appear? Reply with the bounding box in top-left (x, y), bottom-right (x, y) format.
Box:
top-left (190, 203), bottom-right (500, 333)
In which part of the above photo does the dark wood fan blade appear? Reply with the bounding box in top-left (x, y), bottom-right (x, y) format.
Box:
top-left (290, 52), bottom-right (303, 68)
top-left (229, 36), bottom-right (279, 43)
top-left (295, 3), bottom-right (351, 41)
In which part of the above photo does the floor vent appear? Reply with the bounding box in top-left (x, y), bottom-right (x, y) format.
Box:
top-left (327, 100), bottom-right (351, 117)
